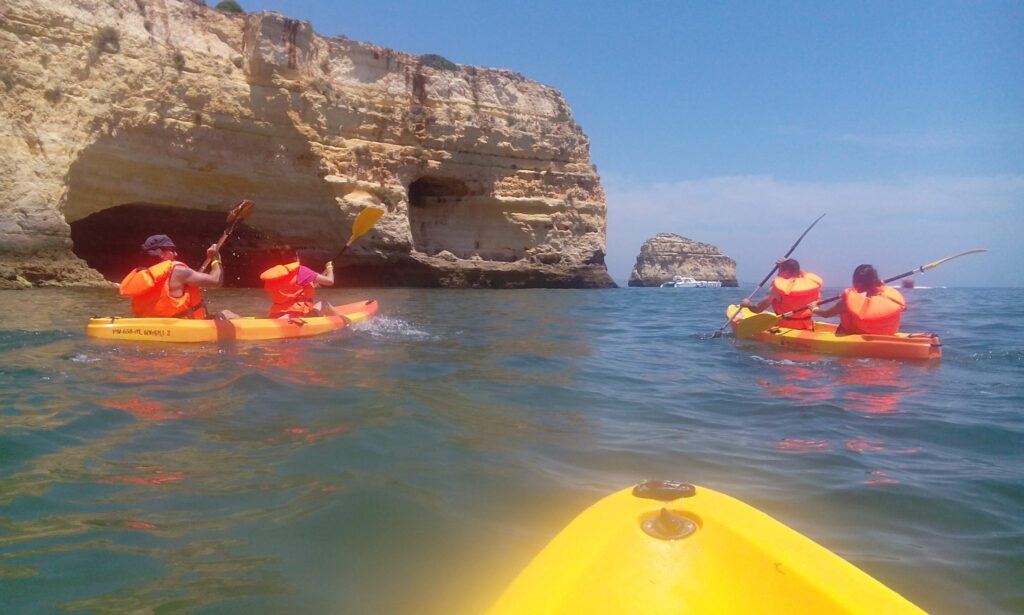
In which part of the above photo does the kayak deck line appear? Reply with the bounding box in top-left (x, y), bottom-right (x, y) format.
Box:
top-left (726, 304), bottom-right (942, 361)
top-left (86, 299), bottom-right (378, 343)
top-left (489, 480), bottom-right (925, 615)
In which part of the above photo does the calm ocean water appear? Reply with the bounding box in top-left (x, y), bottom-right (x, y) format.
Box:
top-left (0, 286), bottom-right (1022, 614)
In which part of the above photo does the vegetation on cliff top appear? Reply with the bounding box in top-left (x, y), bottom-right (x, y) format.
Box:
top-left (419, 54), bottom-right (459, 71)
top-left (215, 1), bottom-right (245, 14)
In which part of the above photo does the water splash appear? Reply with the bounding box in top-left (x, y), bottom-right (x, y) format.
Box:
top-left (354, 315), bottom-right (433, 340)
top-left (748, 354), bottom-right (833, 368)
top-left (68, 353), bottom-right (101, 363)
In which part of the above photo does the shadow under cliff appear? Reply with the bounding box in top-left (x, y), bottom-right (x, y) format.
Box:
top-left (69, 203), bottom-right (268, 287)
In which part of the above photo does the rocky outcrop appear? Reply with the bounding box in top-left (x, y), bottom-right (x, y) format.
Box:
top-left (0, 0), bottom-right (614, 289)
top-left (628, 234), bottom-right (737, 287)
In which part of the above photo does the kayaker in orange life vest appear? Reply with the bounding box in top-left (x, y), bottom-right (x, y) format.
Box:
top-left (118, 234), bottom-right (224, 319)
top-left (260, 248), bottom-right (336, 319)
top-left (739, 258), bottom-right (823, 330)
top-left (812, 264), bottom-right (906, 335)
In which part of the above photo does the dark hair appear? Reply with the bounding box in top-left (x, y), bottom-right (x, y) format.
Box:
top-left (277, 244), bottom-right (300, 262)
top-left (852, 264), bottom-right (882, 292)
top-left (140, 252), bottom-right (167, 267)
top-left (778, 259), bottom-right (801, 275)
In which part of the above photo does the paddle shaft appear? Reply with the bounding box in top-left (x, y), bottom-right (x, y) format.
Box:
top-left (198, 200), bottom-right (255, 273)
top-left (777, 249), bottom-right (987, 318)
top-left (328, 241), bottom-right (355, 265)
top-left (752, 214), bottom-right (826, 289)
top-left (327, 207), bottom-right (385, 265)
top-left (198, 224), bottom-right (238, 273)
top-left (715, 213), bottom-right (826, 334)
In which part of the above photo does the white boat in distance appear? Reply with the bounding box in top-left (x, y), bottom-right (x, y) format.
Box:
top-left (660, 275), bottom-right (722, 288)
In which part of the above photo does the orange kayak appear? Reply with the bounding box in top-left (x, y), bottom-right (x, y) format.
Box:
top-left (727, 305), bottom-right (941, 361)
top-left (86, 300), bottom-right (378, 343)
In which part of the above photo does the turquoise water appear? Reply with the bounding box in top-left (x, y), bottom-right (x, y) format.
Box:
top-left (1, 287), bottom-right (1022, 614)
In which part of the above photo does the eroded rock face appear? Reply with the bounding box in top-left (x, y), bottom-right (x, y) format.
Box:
top-left (628, 234), bottom-right (737, 287)
top-left (0, 0), bottom-right (614, 289)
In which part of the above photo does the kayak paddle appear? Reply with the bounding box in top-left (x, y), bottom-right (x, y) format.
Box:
top-left (329, 207), bottom-right (385, 263)
top-left (711, 213), bottom-right (825, 338)
top-left (199, 199), bottom-right (255, 272)
top-left (732, 248), bottom-right (987, 338)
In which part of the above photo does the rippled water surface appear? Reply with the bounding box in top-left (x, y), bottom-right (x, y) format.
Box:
top-left (1, 287), bottom-right (1022, 614)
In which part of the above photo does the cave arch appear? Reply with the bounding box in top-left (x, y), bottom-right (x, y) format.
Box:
top-left (69, 203), bottom-right (268, 287)
top-left (407, 176), bottom-right (529, 262)
top-left (61, 115), bottom-right (346, 287)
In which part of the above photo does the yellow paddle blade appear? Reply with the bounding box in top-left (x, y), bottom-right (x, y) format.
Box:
top-left (351, 207), bottom-right (384, 240)
top-left (920, 248), bottom-right (986, 272)
top-left (733, 312), bottom-right (781, 339)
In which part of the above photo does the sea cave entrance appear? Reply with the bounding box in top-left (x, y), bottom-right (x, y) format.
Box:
top-left (407, 176), bottom-right (528, 261)
top-left (69, 203), bottom-right (269, 287)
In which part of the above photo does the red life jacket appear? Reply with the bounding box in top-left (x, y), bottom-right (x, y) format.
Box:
top-left (260, 261), bottom-right (315, 318)
top-left (119, 260), bottom-right (207, 319)
top-left (840, 286), bottom-right (906, 335)
top-left (771, 272), bottom-right (823, 330)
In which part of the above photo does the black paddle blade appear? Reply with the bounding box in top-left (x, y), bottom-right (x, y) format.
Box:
top-left (226, 200), bottom-right (256, 226)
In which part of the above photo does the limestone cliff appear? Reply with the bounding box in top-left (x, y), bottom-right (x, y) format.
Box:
top-left (628, 234), bottom-right (737, 287)
top-left (0, 0), bottom-right (614, 289)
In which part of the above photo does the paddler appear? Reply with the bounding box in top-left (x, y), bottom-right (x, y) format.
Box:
top-left (119, 234), bottom-right (224, 319)
top-left (740, 258), bottom-right (823, 330)
top-left (260, 248), bottom-right (336, 319)
top-left (812, 264), bottom-right (906, 335)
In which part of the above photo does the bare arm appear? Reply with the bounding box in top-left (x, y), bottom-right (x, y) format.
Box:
top-left (743, 260), bottom-right (791, 312)
top-left (742, 289), bottom-right (776, 313)
top-left (315, 262), bottom-right (334, 287)
top-left (170, 244), bottom-right (223, 292)
top-left (176, 264), bottom-right (223, 288)
top-left (814, 302), bottom-right (843, 318)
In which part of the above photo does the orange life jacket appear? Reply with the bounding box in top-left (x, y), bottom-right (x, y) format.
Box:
top-left (840, 286), bottom-right (906, 335)
top-left (119, 260), bottom-right (207, 319)
top-left (260, 261), bottom-right (315, 318)
top-left (771, 272), bottom-right (823, 330)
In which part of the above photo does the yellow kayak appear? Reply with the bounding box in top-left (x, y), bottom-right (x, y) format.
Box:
top-left (86, 300), bottom-right (378, 343)
top-left (490, 481), bottom-right (924, 615)
top-left (727, 305), bottom-right (941, 361)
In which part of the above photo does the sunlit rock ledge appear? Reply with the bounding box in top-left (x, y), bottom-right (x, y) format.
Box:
top-left (0, 0), bottom-right (614, 289)
top-left (628, 234), bottom-right (738, 287)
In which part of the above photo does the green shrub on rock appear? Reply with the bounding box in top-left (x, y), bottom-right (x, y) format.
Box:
top-left (94, 26), bottom-right (120, 54)
top-left (44, 85), bottom-right (62, 103)
top-left (215, 0), bottom-right (244, 13)
top-left (419, 54), bottom-right (459, 71)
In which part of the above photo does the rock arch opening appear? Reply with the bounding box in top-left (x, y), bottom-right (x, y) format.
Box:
top-left (61, 116), bottom-right (348, 288)
top-left (69, 203), bottom-right (269, 287)
top-left (407, 176), bottom-right (529, 262)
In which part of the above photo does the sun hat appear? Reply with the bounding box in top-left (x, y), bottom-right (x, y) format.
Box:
top-left (141, 234), bottom-right (176, 255)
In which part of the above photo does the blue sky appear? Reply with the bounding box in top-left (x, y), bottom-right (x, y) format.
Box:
top-left (243, 1), bottom-right (1023, 286)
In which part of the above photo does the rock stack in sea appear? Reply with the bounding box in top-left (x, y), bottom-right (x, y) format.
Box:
top-left (628, 234), bottom-right (737, 287)
top-left (0, 0), bottom-right (614, 289)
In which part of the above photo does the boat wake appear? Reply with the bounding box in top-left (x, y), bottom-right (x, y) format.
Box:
top-left (748, 354), bottom-right (834, 368)
top-left (354, 316), bottom-right (433, 340)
